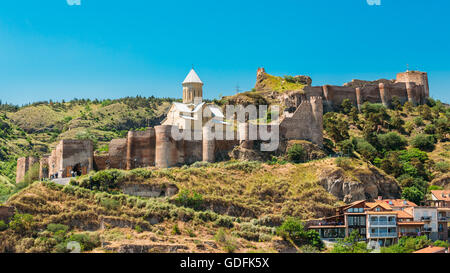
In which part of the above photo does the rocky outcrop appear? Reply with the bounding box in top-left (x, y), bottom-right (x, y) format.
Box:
top-left (105, 243), bottom-right (190, 253)
top-left (431, 173), bottom-right (450, 190)
top-left (230, 140), bottom-right (326, 163)
top-left (318, 165), bottom-right (401, 203)
top-left (120, 182), bottom-right (178, 198)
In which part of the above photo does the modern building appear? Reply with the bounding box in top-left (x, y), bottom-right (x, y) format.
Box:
top-left (308, 198), bottom-right (450, 246)
top-left (404, 206), bottom-right (439, 241)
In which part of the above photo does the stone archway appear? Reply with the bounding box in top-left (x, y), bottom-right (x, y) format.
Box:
top-left (72, 163), bottom-right (82, 177)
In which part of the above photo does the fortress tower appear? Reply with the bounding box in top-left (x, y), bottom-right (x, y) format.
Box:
top-left (182, 69), bottom-right (203, 104)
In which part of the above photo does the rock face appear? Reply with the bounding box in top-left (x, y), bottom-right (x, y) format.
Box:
top-left (106, 244), bottom-right (190, 253)
top-left (318, 165), bottom-right (401, 203)
top-left (431, 174), bottom-right (450, 190)
top-left (120, 182), bottom-right (179, 198)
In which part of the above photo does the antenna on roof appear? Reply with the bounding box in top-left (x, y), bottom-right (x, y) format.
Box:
top-left (235, 83), bottom-right (240, 95)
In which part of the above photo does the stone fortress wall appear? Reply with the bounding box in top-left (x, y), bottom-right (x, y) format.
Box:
top-left (16, 68), bottom-right (429, 182)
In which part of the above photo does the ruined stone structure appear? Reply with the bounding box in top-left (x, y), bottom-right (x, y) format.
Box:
top-left (256, 68), bottom-right (430, 113)
top-left (22, 67), bottom-right (432, 181)
top-left (15, 156), bottom-right (38, 183)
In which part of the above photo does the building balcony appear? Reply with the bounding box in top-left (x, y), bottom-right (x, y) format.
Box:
top-left (370, 221), bottom-right (397, 226)
top-left (369, 232), bottom-right (398, 238)
top-left (400, 232), bottom-right (421, 237)
top-left (423, 227), bottom-right (432, 232)
top-left (438, 217), bottom-right (447, 222)
top-left (421, 216), bottom-right (432, 221)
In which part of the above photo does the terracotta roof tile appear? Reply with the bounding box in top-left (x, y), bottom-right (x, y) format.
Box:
top-left (431, 190), bottom-right (450, 202)
top-left (413, 246), bottom-right (447, 253)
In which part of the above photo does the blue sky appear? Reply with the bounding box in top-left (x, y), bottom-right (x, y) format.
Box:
top-left (0, 0), bottom-right (449, 105)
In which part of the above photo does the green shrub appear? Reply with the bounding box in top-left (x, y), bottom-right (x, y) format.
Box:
top-left (172, 224), bottom-right (181, 235)
top-left (0, 220), bottom-right (8, 231)
top-left (68, 232), bottom-right (100, 251)
top-left (277, 217), bottom-right (323, 249)
top-left (377, 132), bottom-right (408, 151)
top-left (214, 228), bottom-right (238, 253)
top-left (100, 198), bottom-right (120, 210)
top-left (355, 139), bottom-right (377, 162)
top-left (414, 117), bottom-right (424, 127)
top-left (9, 214), bottom-right (34, 235)
top-left (47, 223), bottom-right (69, 234)
top-left (335, 157), bottom-right (352, 170)
top-left (424, 124), bottom-right (436, 135)
top-left (331, 230), bottom-right (369, 253)
top-left (433, 240), bottom-right (449, 248)
top-left (323, 112), bottom-right (349, 143)
top-left (78, 169), bottom-right (125, 192)
top-left (174, 189), bottom-right (203, 210)
top-left (276, 217), bottom-right (306, 243)
top-left (337, 140), bottom-right (354, 156)
top-left (287, 144), bottom-right (306, 163)
top-left (411, 134), bottom-right (436, 152)
top-left (435, 161), bottom-right (450, 173)
top-left (134, 225), bottom-right (143, 233)
top-left (215, 216), bottom-right (234, 228)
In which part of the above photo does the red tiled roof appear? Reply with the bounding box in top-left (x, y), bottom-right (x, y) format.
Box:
top-left (431, 190), bottom-right (450, 202)
top-left (366, 201), bottom-right (392, 211)
top-left (396, 210), bottom-right (413, 219)
top-left (413, 246), bottom-right (447, 253)
top-left (383, 199), bottom-right (418, 207)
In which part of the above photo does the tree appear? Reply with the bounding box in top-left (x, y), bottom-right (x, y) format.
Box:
top-left (355, 139), bottom-right (377, 162)
top-left (337, 139), bottom-right (354, 156)
top-left (411, 134), bottom-right (435, 152)
top-left (331, 230), bottom-right (369, 253)
top-left (9, 214), bottom-right (34, 235)
top-left (340, 99), bottom-right (353, 114)
top-left (391, 96), bottom-right (403, 111)
top-left (277, 217), bottom-right (323, 250)
top-left (377, 132), bottom-right (408, 151)
top-left (418, 105), bottom-right (433, 120)
top-left (402, 187), bottom-right (425, 205)
top-left (324, 112), bottom-right (349, 144)
top-left (287, 144), bottom-right (306, 163)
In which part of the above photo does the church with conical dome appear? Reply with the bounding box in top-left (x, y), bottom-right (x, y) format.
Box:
top-left (162, 69), bottom-right (226, 131)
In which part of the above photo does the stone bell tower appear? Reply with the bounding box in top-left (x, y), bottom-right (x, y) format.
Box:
top-left (182, 69), bottom-right (203, 104)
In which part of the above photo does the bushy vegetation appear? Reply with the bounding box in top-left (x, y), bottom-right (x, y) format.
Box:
top-left (328, 99), bottom-right (450, 205)
top-left (174, 189), bottom-right (203, 210)
top-left (287, 144), bottom-right (305, 163)
top-left (331, 230), bottom-right (369, 253)
top-left (276, 217), bottom-right (323, 250)
top-left (381, 236), bottom-right (431, 253)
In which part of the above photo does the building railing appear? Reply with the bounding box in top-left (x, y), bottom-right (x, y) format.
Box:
top-left (423, 227), bottom-right (432, 232)
top-left (400, 232), bottom-right (421, 237)
top-left (421, 216), bottom-right (432, 221)
top-left (369, 232), bottom-right (398, 238)
top-left (438, 217), bottom-right (447, 221)
top-left (371, 221), bottom-right (396, 226)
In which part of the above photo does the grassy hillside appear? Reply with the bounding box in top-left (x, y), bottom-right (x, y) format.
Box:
top-left (323, 98), bottom-right (450, 204)
top-left (0, 97), bottom-right (174, 186)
